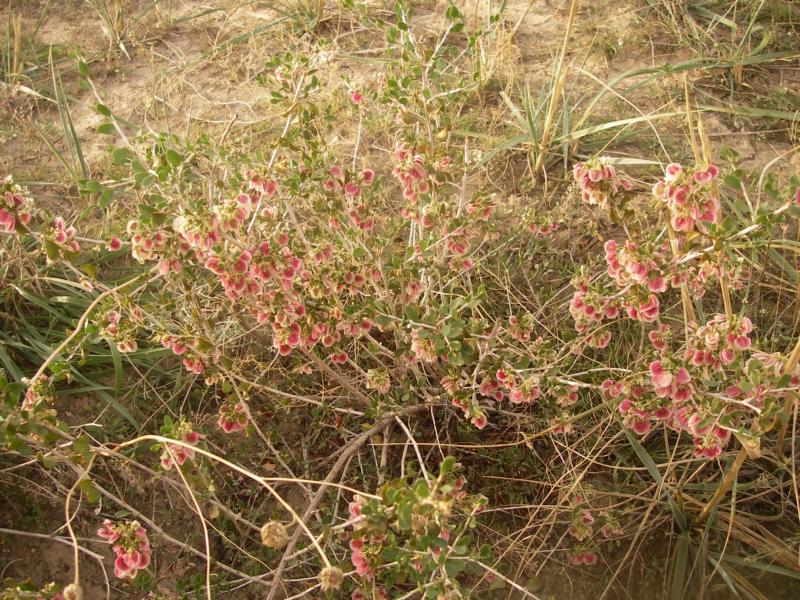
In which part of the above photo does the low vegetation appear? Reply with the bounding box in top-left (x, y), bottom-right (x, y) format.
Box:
top-left (1, 1), bottom-right (799, 598)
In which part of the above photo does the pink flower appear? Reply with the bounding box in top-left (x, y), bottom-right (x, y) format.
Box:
top-left (361, 168), bottom-right (375, 184)
top-left (478, 378), bottom-right (497, 397)
top-left (330, 351), bottom-right (348, 365)
top-left (471, 413), bottom-right (487, 429)
top-left (570, 551), bottom-right (598, 566)
top-left (99, 520), bottom-right (151, 580)
top-left (693, 164), bottom-right (719, 184)
top-left (261, 179), bottom-right (277, 196)
top-left (627, 414), bottom-right (650, 435)
top-left (219, 413), bottom-right (247, 433)
top-left (664, 162), bottom-right (683, 182)
top-left (649, 361), bottom-right (672, 388)
top-left (344, 182), bottom-right (361, 197)
top-left (720, 348), bottom-right (735, 364)
top-left (573, 160), bottom-right (630, 207)
top-left (350, 91), bottom-right (363, 105)
top-left (671, 186), bottom-right (688, 205)
top-left (648, 324), bottom-right (669, 350)
top-left (638, 295), bottom-right (660, 322)
top-left (97, 519), bottom-right (120, 542)
top-left (671, 368), bottom-right (692, 402)
top-left (671, 214), bottom-right (694, 232)
top-left (647, 276), bottom-right (667, 293)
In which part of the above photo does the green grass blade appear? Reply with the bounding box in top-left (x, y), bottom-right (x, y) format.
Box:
top-left (625, 430), bottom-right (688, 531)
top-left (670, 532), bottom-right (690, 600)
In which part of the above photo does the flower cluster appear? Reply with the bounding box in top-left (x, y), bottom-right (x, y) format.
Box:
top-left (410, 328), bottom-right (438, 363)
top-left (572, 157), bottom-right (632, 208)
top-left (365, 368), bottom-right (391, 394)
top-left (507, 313), bottom-right (534, 342)
top-left (323, 164), bottom-right (375, 206)
top-left (97, 519), bottom-right (151, 579)
top-left (392, 143), bottom-right (433, 218)
top-left (260, 520), bottom-right (289, 549)
top-left (687, 313), bottom-right (752, 368)
top-left (21, 375), bottom-right (52, 411)
top-left (158, 419), bottom-right (201, 470)
top-left (568, 276), bottom-right (619, 348)
top-left (442, 374), bottom-right (489, 429)
top-left (120, 171), bottom-right (388, 374)
top-left (217, 399), bottom-right (248, 433)
top-left (653, 162), bottom-right (720, 234)
top-left (494, 369), bottom-right (542, 404)
top-left (46, 217), bottom-right (79, 257)
top-left (568, 159), bottom-right (744, 354)
top-left (527, 220), bottom-right (559, 236)
top-left (159, 334), bottom-right (208, 374)
top-left (603, 309), bottom-right (789, 458)
top-left (102, 308), bottom-right (141, 353)
top-left (563, 492), bottom-right (625, 566)
top-left (679, 255), bottom-right (751, 298)
top-left (318, 566), bottom-right (344, 592)
top-left (604, 239), bottom-right (670, 294)
top-left (0, 177), bottom-right (33, 233)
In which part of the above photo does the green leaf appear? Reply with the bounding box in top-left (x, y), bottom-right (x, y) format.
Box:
top-left (96, 123), bottom-right (115, 135)
top-left (98, 189), bottom-right (114, 208)
top-left (446, 5), bottom-right (460, 20)
top-left (78, 478), bottom-right (100, 503)
top-left (111, 148), bottom-right (134, 165)
top-left (414, 479), bottom-right (429, 499)
top-left (72, 435), bottom-right (93, 461)
top-left (404, 305), bottom-right (420, 321)
top-left (439, 456), bottom-right (456, 475)
top-left (165, 149), bottom-right (183, 167)
top-left (709, 552), bottom-right (800, 580)
top-left (444, 559), bottom-right (465, 577)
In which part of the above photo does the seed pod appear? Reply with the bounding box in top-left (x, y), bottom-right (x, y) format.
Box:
top-left (319, 566), bottom-right (344, 591)
top-left (260, 521), bottom-right (289, 549)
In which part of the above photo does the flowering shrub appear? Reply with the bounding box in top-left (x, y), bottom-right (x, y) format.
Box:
top-left (2, 2), bottom-right (800, 597)
top-left (568, 160), bottom-right (799, 461)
